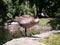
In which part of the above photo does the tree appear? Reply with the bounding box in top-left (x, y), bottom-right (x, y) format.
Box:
top-left (0, 0), bottom-right (60, 25)
top-left (20, 0), bottom-right (37, 17)
top-left (29, 0), bottom-right (60, 18)
top-left (42, 0), bottom-right (60, 18)
top-left (0, 0), bottom-right (7, 25)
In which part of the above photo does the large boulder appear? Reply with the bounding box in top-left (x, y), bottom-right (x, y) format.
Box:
top-left (3, 38), bottom-right (46, 45)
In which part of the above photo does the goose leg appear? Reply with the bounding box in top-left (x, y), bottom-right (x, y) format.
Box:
top-left (25, 27), bottom-right (27, 37)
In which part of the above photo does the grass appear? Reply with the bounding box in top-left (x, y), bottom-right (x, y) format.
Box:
top-left (38, 18), bottom-right (50, 26)
top-left (38, 18), bottom-right (60, 26)
top-left (38, 32), bottom-right (60, 45)
top-left (38, 18), bottom-right (60, 29)
top-left (27, 29), bottom-right (40, 36)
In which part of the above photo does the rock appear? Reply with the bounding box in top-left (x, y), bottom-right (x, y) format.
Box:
top-left (29, 25), bottom-right (52, 33)
top-left (4, 22), bottom-right (23, 38)
top-left (32, 30), bottom-right (60, 38)
top-left (32, 32), bottom-right (52, 38)
top-left (11, 22), bottom-right (19, 25)
top-left (8, 23), bottom-right (20, 34)
top-left (3, 38), bottom-right (46, 45)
